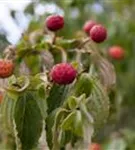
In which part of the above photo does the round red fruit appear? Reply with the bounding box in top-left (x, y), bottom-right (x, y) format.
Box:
top-left (83, 20), bottom-right (97, 34)
top-left (0, 59), bottom-right (14, 78)
top-left (46, 15), bottom-right (64, 31)
top-left (50, 63), bottom-right (77, 85)
top-left (108, 46), bottom-right (124, 60)
top-left (90, 24), bottom-right (107, 43)
top-left (89, 143), bottom-right (101, 150)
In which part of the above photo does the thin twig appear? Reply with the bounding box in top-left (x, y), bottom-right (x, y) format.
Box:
top-left (78, 37), bottom-right (90, 49)
top-left (52, 32), bottom-right (57, 45)
top-left (53, 45), bottom-right (67, 62)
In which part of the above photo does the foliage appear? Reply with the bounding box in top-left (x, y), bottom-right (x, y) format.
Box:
top-left (0, 0), bottom-right (135, 149)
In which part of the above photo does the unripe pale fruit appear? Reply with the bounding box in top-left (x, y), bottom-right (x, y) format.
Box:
top-left (83, 20), bottom-right (97, 34)
top-left (108, 46), bottom-right (125, 60)
top-left (50, 63), bottom-right (77, 85)
top-left (89, 143), bottom-right (101, 150)
top-left (46, 15), bottom-right (64, 31)
top-left (0, 59), bottom-right (14, 78)
top-left (90, 25), bottom-right (107, 43)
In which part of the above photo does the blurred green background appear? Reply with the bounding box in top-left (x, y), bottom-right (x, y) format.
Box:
top-left (0, 0), bottom-right (135, 149)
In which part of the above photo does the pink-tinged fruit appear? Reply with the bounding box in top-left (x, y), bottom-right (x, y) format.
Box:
top-left (50, 63), bottom-right (77, 85)
top-left (46, 15), bottom-right (64, 31)
top-left (0, 91), bottom-right (3, 104)
top-left (83, 20), bottom-right (97, 34)
top-left (89, 143), bottom-right (101, 150)
top-left (90, 24), bottom-right (107, 43)
top-left (0, 59), bottom-right (14, 78)
top-left (108, 46), bottom-right (125, 60)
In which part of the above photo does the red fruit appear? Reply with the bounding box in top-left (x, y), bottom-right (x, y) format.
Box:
top-left (50, 63), bottom-right (77, 85)
top-left (90, 24), bottom-right (107, 43)
top-left (83, 20), bottom-right (97, 34)
top-left (0, 59), bottom-right (14, 78)
top-left (89, 143), bottom-right (101, 150)
top-left (83, 20), bottom-right (96, 34)
top-left (108, 46), bottom-right (124, 60)
top-left (46, 15), bottom-right (64, 31)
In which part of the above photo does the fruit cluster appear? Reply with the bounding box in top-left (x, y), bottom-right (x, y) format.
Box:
top-left (45, 15), bottom-right (125, 85)
top-left (0, 14), bottom-right (122, 150)
top-left (83, 20), bottom-right (107, 43)
top-left (83, 19), bottom-right (125, 59)
top-left (0, 15), bottom-right (125, 83)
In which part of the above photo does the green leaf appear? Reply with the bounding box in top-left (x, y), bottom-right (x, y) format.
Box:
top-left (67, 96), bottom-right (78, 110)
top-left (74, 73), bottom-right (92, 97)
top-left (74, 121), bottom-right (94, 150)
top-left (0, 95), bottom-right (16, 134)
top-left (24, 53), bottom-right (41, 75)
top-left (14, 91), bottom-right (44, 150)
top-left (64, 94), bottom-right (86, 110)
top-left (17, 47), bottom-right (31, 59)
top-left (73, 110), bottom-right (83, 137)
top-left (80, 103), bottom-right (94, 124)
top-left (61, 110), bottom-right (83, 137)
top-left (93, 54), bottom-right (116, 91)
top-left (47, 84), bottom-right (69, 114)
top-left (61, 111), bottom-right (76, 130)
top-left (1, 75), bottom-right (47, 150)
top-left (82, 121), bottom-right (94, 149)
top-left (6, 76), bottom-right (30, 93)
top-left (57, 130), bottom-right (73, 148)
top-left (46, 108), bottom-right (68, 149)
top-left (87, 76), bottom-right (110, 129)
top-left (46, 110), bottom-right (56, 149)
top-left (36, 84), bottom-right (48, 119)
top-left (56, 38), bottom-right (81, 49)
top-left (52, 108), bottom-right (68, 150)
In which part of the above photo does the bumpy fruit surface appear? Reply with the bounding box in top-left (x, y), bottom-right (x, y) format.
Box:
top-left (89, 143), bottom-right (101, 150)
top-left (108, 46), bottom-right (124, 60)
top-left (0, 59), bottom-right (14, 78)
top-left (50, 63), bottom-right (77, 85)
top-left (83, 20), bottom-right (97, 34)
top-left (90, 25), bottom-right (107, 43)
top-left (46, 15), bottom-right (64, 31)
